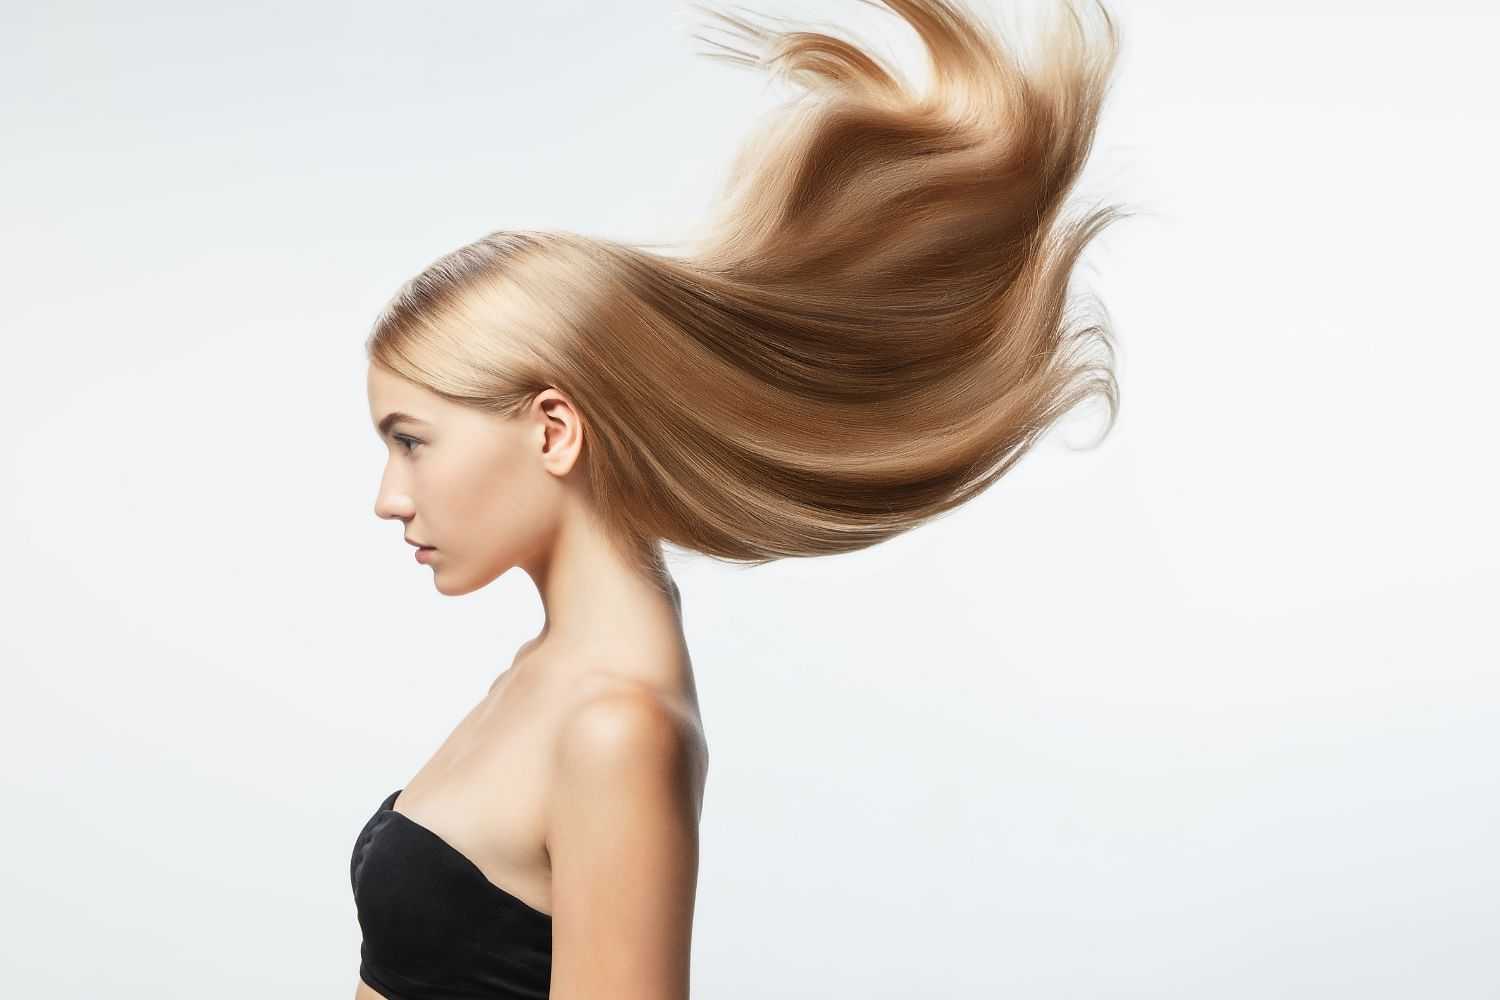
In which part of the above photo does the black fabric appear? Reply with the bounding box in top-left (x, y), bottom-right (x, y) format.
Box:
top-left (350, 788), bottom-right (553, 1000)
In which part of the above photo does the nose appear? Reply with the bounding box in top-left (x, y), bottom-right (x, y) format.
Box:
top-left (374, 487), bottom-right (416, 522)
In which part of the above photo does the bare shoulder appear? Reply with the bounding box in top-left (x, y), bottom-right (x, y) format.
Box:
top-left (556, 682), bottom-right (707, 778)
top-left (542, 678), bottom-right (705, 999)
top-left (548, 679), bottom-right (708, 820)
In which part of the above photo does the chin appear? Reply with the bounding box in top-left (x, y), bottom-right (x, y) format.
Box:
top-left (432, 572), bottom-right (475, 597)
top-left (431, 562), bottom-right (509, 597)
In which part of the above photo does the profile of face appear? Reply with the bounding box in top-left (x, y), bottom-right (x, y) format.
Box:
top-left (366, 362), bottom-right (585, 596)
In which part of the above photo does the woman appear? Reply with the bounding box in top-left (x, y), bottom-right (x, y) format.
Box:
top-left (349, 0), bottom-right (1126, 997)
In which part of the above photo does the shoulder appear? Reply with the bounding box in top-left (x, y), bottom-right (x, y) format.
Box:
top-left (544, 679), bottom-right (707, 823)
top-left (542, 681), bottom-right (704, 998)
top-left (554, 683), bottom-right (704, 782)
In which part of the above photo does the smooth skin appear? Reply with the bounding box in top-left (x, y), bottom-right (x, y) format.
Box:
top-left (358, 361), bottom-right (708, 1000)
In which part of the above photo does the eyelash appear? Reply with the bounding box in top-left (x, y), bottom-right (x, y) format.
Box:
top-left (393, 434), bottom-right (422, 454)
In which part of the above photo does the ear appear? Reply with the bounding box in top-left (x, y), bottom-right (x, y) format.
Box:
top-left (532, 387), bottom-right (585, 478)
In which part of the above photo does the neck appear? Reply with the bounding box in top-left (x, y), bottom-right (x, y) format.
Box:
top-left (516, 503), bottom-right (683, 674)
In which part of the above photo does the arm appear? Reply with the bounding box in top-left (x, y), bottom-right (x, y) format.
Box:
top-left (545, 691), bottom-right (703, 1000)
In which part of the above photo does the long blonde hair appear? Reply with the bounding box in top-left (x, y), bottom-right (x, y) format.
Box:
top-left (366, 0), bottom-right (1129, 582)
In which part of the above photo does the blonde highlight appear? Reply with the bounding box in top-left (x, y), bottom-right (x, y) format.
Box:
top-left (367, 0), bottom-right (1131, 579)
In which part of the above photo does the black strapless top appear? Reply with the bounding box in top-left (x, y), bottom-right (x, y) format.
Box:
top-left (350, 788), bottom-right (553, 1000)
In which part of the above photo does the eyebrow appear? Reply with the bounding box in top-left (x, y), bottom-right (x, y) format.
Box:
top-left (376, 411), bottom-right (431, 436)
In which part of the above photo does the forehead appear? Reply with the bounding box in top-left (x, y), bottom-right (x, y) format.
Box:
top-left (366, 363), bottom-right (435, 422)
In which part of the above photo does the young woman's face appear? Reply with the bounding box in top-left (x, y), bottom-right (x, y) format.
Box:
top-left (366, 362), bottom-right (572, 596)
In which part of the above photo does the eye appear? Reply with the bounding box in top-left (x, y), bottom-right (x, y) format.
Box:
top-left (393, 434), bottom-right (422, 454)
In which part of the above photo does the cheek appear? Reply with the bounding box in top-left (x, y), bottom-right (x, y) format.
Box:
top-left (451, 456), bottom-right (556, 556)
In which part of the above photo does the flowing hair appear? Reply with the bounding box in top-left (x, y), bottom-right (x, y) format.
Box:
top-left (366, 0), bottom-right (1130, 585)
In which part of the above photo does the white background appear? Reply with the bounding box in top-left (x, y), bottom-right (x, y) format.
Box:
top-left (3, 0), bottom-right (1496, 996)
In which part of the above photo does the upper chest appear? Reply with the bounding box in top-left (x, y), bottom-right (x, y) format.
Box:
top-left (390, 671), bottom-right (566, 913)
top-left (389, 663), bottom-right (707, 916)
